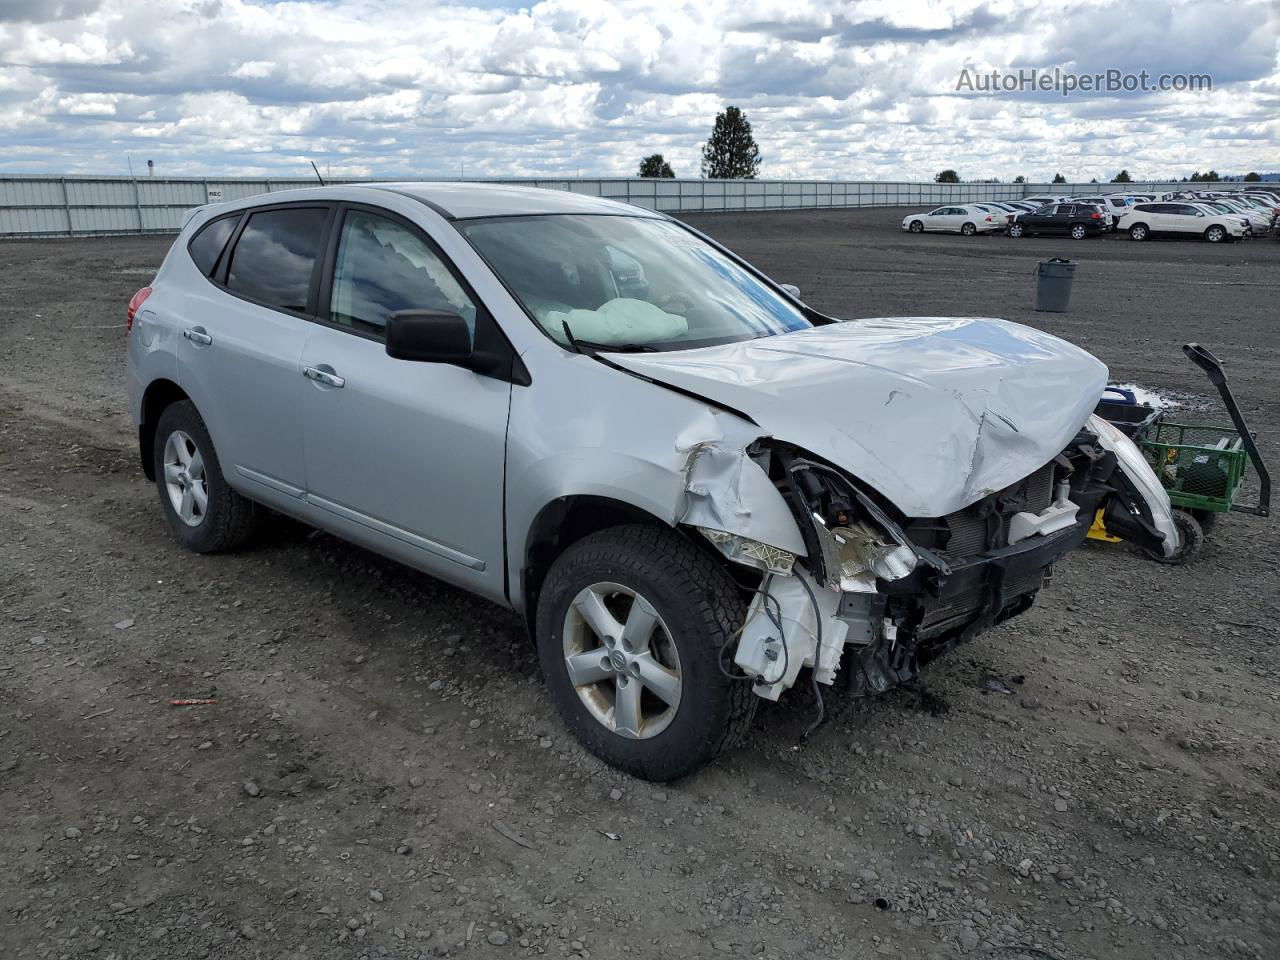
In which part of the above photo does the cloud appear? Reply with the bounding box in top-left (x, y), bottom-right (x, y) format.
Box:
top-left (0, 0), bottom-right (1276, 180)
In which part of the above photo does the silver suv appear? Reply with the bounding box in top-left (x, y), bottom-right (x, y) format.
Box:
top-left (126, 183), bottom-right (1178, 780)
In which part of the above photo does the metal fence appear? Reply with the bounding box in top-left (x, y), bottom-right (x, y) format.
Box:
top-left (0, 174), bottom-right (1268, 238)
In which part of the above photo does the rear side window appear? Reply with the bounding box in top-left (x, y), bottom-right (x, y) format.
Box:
top-left (187, 214), bottom-right (238, 276)
top-left (225, 207), bottom-right (329, 313)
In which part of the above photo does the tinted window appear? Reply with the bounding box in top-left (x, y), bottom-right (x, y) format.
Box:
top-left (225, 207), bottom-right (328, 312)
top-left (1133, 204), bottom-right (1155, 213)
top-left (329, 210), bottom-right (477, 339)
top-left (188, 214), bottom-right (238, 276)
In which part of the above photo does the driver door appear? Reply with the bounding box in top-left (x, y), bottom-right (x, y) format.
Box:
top-left (298, 205), bottom-right (511, 601)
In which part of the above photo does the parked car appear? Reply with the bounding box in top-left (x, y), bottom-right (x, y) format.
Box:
top-left (1022, 195), bottom-right (1071, 208)
top-left (1006, 203), bottom-right (1107, 239)
top-left (1067, 197), bottom-right (1118, 230)
top-left (900, 205), bottom-right (1003, 235)
top-left (1117, 202), bottom-right (1247, 242)
top-left (126, 182), bottom-right (1179, 780)
top-left (1196, 200), bottom-right (1268, 236)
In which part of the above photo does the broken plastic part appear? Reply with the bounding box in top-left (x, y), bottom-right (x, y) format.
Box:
top-left (1087, 414), bottom-right (1180, 557)
top-left (830, 522), bottom-right (918, 585)
top-left (734, 568), bottom-right (856, 699)
top-left (696, 527), bottom-right (796, 575)
top-left (1006, 481), bottom-right (1079, 544)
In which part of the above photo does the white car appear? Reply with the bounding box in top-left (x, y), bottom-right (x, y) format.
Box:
top-left (1117, 202), bottom-right (1247, 242)
top-left (901, 205), bottom-right (1003, 235)
top-left (1023, 195), bottom-right (1071, 207)
top-left (1197, 200), bottom-right (1268, 235)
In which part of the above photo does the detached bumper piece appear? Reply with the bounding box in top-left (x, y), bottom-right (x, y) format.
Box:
top-left (733, 431), bottom-right (1166, 702)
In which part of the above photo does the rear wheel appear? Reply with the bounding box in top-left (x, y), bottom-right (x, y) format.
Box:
top-left (1007, 222), bottom-right (1024, 238)
top-left (908, 220), bottom-right (924, 233)
top-left (1070, 223), bottom-right (1088, 240)
top-left (1129, 223), bottom-right (1149, 241)
top-left (1204, 225), bottom-right (1226, 243)
top-left (153, 401), bottom-right (260, 553)
top-left (1142, 509), bottom-right (1203, 565)
top-left (535, 525), bottom-right (755, 781)
top-left (961, 222), bottom-right (976, 236)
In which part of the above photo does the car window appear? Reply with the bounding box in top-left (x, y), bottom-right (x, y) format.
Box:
top-left (1052, 205), bottom-right (1072, 215)
top-left (460, 214), bottom-right (811, 351)
top-left (329, 209), bottom-right (477, 340)
top-left (225, 207), bottom-right (329, 313)
top-left (188, 213), bottom-right (239, 276)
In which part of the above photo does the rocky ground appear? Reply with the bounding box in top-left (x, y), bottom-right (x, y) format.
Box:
top-left (1, 208), bottom-right (1277, 960)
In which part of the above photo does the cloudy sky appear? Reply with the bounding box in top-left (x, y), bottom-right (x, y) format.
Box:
top-left (1, 0), bottom-right (1277, 181)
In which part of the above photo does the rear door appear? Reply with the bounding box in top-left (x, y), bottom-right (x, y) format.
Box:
top-left (177, 203), bottom-right (331, 504)
top-left (298, 204), bottom-right (512, 601)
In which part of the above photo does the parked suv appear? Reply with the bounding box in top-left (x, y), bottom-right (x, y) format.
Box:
top-left (127, 183), bottom-right (1179, 780)
top-left (1117, 202), bottom-right (1246, 242)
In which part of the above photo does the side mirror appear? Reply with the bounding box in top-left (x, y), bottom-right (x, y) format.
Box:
top-left (779, 283), bottom-right (801, 299)
top-left (386, 309), bottom-right (472, 364)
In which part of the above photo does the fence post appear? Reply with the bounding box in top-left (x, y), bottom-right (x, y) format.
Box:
top-left (59, 176), bottom-right (71, 236)
top-left (132, 176), bottom-right (144, 232)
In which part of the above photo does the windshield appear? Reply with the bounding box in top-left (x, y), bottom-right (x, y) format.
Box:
top-left (458, 214), bottom-right (812, 350)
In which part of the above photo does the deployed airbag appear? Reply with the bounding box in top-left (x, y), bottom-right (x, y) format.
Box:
top-left (545, 298), bottom-right (688, 345)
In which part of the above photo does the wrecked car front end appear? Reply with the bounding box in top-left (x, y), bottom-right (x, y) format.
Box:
top-left (652, 318), bottom-right (1181, 705)
top-left (700, 425), bottom-right (1176, 704)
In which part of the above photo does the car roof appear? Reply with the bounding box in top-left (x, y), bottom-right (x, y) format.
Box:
top-left (356, 181), bottom-right (663, 220)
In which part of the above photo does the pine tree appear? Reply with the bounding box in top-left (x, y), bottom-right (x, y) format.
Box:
top-left (700, 107), bottom-right (761, 179)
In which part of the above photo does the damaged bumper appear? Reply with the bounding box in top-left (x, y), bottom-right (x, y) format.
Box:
top-left (683, 419), bottom-right (1178, 703)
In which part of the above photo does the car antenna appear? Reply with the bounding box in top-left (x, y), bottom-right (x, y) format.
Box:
top-left (310, 160), bottom-right (325, 186)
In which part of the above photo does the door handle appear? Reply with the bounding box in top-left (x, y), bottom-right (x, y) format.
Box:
top-left (303, 366), bottom-right (345, 388)
top-left (183, 327), bottom-right (213, 346)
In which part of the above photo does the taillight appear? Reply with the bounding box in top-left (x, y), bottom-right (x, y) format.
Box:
top-left (127, 286), bottom-right (152, 332)
top-left (985, 216), bottom-right (993, 222)
top-left (1091, 212), bottom-right (1102, 219)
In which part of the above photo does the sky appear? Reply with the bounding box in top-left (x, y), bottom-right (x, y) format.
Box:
top-left (1, 0), bottom-right (1277, 181)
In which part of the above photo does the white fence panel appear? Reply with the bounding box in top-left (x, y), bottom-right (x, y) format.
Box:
top-left (2, 174), bottom-right (1273, 238)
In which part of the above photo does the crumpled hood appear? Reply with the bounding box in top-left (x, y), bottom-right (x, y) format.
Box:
top-left (611, 316), bottom-right (1108, 517)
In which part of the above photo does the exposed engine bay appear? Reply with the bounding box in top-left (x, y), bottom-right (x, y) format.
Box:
top-left (683, 416), bottom-right (1178, 705)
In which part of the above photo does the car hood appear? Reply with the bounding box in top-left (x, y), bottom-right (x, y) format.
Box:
top-left (611, 317), bottom-right (1108, 517)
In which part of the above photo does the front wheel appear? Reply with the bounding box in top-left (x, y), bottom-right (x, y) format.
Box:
top-left (1007, 222), bottom-right (1024, 238)
top-left (153, 400), bottom-right (260, 553)
top-left (1204, 225), bottom-right (1226, 243)
top-left (1070, 223), bottom-right (1088, 240)
top-left (1129, 223), bottom-right (1149, 241)
top-left (908, 220), bottom-right (924, 233)
top-left (535, 525), bottom-right (755, 781)
top-left (961, 222), bottom-right (976, 236)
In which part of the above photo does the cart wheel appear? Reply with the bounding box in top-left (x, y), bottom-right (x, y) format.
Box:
top-left (1143, 510), bottom-right (1203, 565)
top-left (1191, 509), bottom-right (1218, 534)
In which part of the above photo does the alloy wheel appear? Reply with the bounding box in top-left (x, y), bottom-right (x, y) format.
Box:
top-left (162, 429), bottom-right (208, 527)
top-left (561, 582), bottom-right (682, 740)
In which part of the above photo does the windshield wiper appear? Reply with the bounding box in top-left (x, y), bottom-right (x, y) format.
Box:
top-left (561, 320), bottom-right (660, 353)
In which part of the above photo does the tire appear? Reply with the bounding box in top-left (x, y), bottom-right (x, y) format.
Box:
top-left (1070, 223), bottom-right (1088, 240)
top-left (152, 400), bottom-right (260, 553)
top-left (1204, 225), bottom-right (1226, 243)
top-left (1191, 509), bottom-right (1218, 535)
top-left (961, 222), bottom-right (976, 236)
top-left (1007, 222), bottom-right (1024, 238)
top-left (908, 220), bottom-right (924, 233)
top-left (1129, 223), bottom-right (1149, 241)
top-left (534, 524), bottom-right (755, 781)
top-left (1142, 510), bottom-right (1203, 565)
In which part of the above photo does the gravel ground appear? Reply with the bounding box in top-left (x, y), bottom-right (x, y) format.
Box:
top-left (2, 207), bottom-right (1278, 960)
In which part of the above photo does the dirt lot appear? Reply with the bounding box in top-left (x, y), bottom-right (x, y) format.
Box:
top-left (2, 208), bottom-right (1278, 960)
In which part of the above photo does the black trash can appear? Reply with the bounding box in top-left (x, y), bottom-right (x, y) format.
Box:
top-left (1034, 258), bottom-right (1075, 313)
